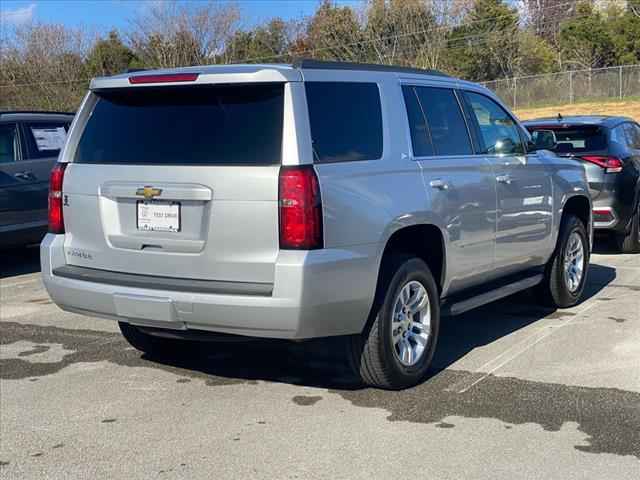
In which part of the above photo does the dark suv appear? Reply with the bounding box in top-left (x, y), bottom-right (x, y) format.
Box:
top-left (525, 116), bottom-right (640, 253)
top-left (0, 111), bottom-right (74, 248)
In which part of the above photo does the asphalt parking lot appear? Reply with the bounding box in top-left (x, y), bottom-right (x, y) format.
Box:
top-left (1, 241), bottom-right (638, 479)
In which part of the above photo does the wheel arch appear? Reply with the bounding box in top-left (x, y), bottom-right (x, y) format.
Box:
top-left (562, 194), bottom-right (591, 230)
top-left (559, 193), bottom-right (592, 251)
top-left (376, 223), bottom-right (446, 294)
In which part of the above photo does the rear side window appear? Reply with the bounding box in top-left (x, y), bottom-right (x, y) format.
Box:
top-left (402, 86), bottom-right (434, 157)
top-left (414, 87), bottom-right (472, 156)
top-left (75, 84), bottom-right (284, 165)
top-left (526, 125), bottom-right (607, 154)
top-left (305, 82), bottom-right (382, 163)
top-left (0, 124), bottom-right (18, 163)
top-left (23, 122), bottom-right (70, 159)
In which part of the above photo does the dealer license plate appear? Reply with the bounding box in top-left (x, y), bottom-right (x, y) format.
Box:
top-left (137, 201), bottom-right (180, 232)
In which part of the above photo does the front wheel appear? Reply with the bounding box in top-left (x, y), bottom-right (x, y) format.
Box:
top-left (539, 214), bottom-right (590, 308)
top-left (347, 256), bottom-right (440, 390)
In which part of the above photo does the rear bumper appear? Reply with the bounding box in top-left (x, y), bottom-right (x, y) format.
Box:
top-left (589, 167), bottom-right (638, 233)
top-left (592, 206), bottom-right (619, 230)
top-left (592, 197), bottom-right (634, 232)
top-left (41, 234), bottom-right (379, 339)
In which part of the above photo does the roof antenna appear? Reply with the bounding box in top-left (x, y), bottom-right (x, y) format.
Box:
top-left (557, 113), bottom-right (563, 122)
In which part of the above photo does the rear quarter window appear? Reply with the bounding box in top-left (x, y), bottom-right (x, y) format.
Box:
top-left (23, 122), bottom-right (70, 159)
top-left (75, 84), bottom-right (284, 165)
top-left (305, 82), bottom-right (383, 163)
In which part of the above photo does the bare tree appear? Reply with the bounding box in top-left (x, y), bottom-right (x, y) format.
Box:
top-left (128, 0), bottom-right (240, 68)
top-left (522, 0), bottom-right (581, 43)
top-left (362, 0), bottom-right (452, 68)
top-left (0, 22), bottom-right (91, 111)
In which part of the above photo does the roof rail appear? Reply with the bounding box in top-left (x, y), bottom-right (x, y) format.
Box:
top-left (0, 110), bottom-right (74, 116)
top-left (291, 58), bottom-right (450, 77)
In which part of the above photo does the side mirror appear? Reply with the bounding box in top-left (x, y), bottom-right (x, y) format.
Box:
top-left (530, 129), bottom-right (557, 151)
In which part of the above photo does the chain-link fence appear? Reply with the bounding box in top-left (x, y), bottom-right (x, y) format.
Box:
top-left (483, 64), bottom-right (640, 110)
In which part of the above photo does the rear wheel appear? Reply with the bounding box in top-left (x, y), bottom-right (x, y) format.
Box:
top-left (539, 214), bottom-right (589, 308)
top-left (347, 256), bottom-right (440, 390)
top-left (119, 322), bottom-right (188, 357)
top-left (616, 202), bottom-right (640, 253)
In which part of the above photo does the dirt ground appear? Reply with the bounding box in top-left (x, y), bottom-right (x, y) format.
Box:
top-left (515, 100), bottom-right (640, 121)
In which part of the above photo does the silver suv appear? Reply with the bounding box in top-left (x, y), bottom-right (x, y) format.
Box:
top-left (41, 60), bottom-right (592, 389)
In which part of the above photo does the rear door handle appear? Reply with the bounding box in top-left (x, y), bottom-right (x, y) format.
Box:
top-left (496, 174), bottom-right (512, 185)
top-left (429, 179), bottom-right (449, 190)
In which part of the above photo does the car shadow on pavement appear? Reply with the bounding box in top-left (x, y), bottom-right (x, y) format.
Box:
top-left (592, 233), bottom-right (623, 255)
top-left (143, 262), bottom-right (616, 391)
top-left (0, 246), bottom-right (41, 280)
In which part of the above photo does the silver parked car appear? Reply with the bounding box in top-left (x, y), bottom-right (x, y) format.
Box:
top-left (41, 60), bottom-right (592, 389)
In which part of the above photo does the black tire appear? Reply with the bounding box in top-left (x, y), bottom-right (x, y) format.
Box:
top-left (347, 256), bottom-right (440, 390)
top-left (615, 202), bottom-right (640, 253)
top-left (539, 214), bottom-right (590, 308)
top-left (119, 322), bottom-right (187, 357)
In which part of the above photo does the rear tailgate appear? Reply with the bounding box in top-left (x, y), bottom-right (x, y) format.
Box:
top-left (61, 82), bottom-right (286, 285)
top-left (528, 124), bottom-right (610, 199)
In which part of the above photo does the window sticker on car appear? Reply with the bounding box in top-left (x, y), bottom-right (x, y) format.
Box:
top-left (31, 126), bottom-right (67, 151)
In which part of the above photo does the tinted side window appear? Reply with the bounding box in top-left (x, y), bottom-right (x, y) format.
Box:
top-left (23, 122), bottom-right (70, 160)
top-left (414, 87), bottom-right (472, 156)
top-left (0, 124), bottom-right (18, 163)
top-left (464, 92), bottom-right (524, 155)
top-left (402, 86), bottom-right (434, 157)
top-left (624, 123), bottom-right (640, 149)
top-left (306, 82), bottom-right (383, 163)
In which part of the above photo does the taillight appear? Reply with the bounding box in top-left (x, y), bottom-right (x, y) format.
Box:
top-left (581, 156), bottom-right (623, 173)
top-left (593, 209), bottom-right (615, 223)
top-left (279, 166), bottom-right (323, 249)
top-left (48, 163), bottom-right (67, 234)
top-left (128, 73), bottom-right (199, 84)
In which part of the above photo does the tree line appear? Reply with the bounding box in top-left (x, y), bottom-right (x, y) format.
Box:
top-left (1, 0), bottom-right (640, 111)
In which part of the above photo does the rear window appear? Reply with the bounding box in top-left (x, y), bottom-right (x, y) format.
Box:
top-left (75, 84), bottom-right (284, 165)
top-left (305, 82), bottom-right (383, 163)
top-left (526, 125), bottom-right (607, 154)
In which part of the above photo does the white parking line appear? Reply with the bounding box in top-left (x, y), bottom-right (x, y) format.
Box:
top-left (453, 298), bottom-right (603, 394)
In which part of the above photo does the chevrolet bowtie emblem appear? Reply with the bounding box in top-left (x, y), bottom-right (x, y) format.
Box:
top-left (136, 186), bottom-right (162, 200)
